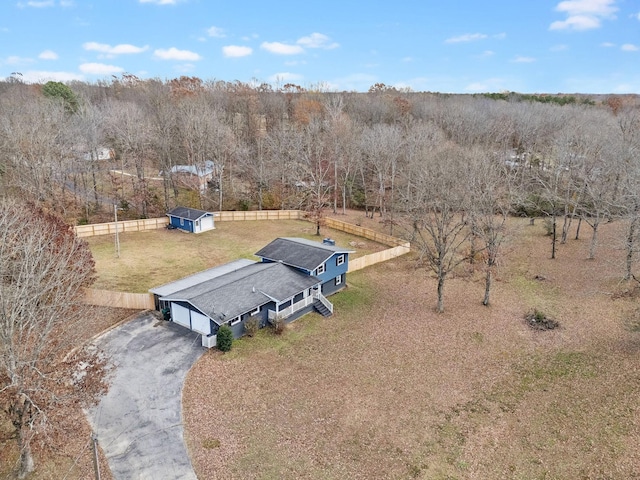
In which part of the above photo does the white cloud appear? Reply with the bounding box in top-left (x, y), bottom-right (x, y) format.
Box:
top-left (478, 50), bottom-right (495, 58)
top-left (260, 42), bottom-right (304, 55)
top-left (513, 56), bottom-right (536, 63)
top-left (550, 0), bottom-right (617, 31)
top-left (207, 26), bottom-right (225, 38)
top-left (635, 12), bottom-right (640, 20)
top-left (18, 1), bottom-right (55, 7)
top-left (445, 33), bottom-right (488, 43)
top-left (20, 70), bottom-right (83, 82)
top-left (550, 44), bottom-right (569, 51)
top-left (222, 45), bottom-right (252, 58)
top-left (493, 33), bottom-right (507, 40)
top-left (268, 72), bottom-right (303, 83)
top-left (5, 55), bottom-right (33, 65)
top-left (297, 33), bottom-right (339, 49)
top-left (621, 43), bottom-right (639, 51)
top-left (39, 49), bottom-right (58, 60)
top-left (402, 56), bottom-right (414, 62)
top-left (601, 41), bottom-right (615, 47)
top-left (83, 42), bottom-right (149, 55)
top-left (79, 62), bottom-right (124, 75)
top-left (153, 47), bottom-right (201, 61)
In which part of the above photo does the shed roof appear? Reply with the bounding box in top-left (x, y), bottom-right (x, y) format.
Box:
top-left (255, 237), bottom-right (353, 272)
top-left (160, 261), bottom-right (320, 324)
top-left (167, 206), bottom-right (213, 221)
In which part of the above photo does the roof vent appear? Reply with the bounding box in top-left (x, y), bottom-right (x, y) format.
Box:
top-left (252, 286), bottom-right (256, 293)
top-left (323, 238), bottom-right (335, 246)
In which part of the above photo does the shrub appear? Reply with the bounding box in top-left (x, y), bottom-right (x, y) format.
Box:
top-left (269, 315), bottom-right (286, 335)
top-left (525, 309), bottom-right (559, 330)
top-left (217, 325), bottom-right (233, 352)
top-left (244, 314), bottom-right (260, 337)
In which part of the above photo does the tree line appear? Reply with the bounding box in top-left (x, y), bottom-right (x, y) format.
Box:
top-left (1, 76), bottom-right (639, 301)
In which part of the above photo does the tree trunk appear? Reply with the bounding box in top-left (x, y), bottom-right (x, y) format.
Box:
top-left (551, 216), bottom-right (557, 259)
top-left (588, 222), bottom-right (599, 260)
top-left (575, 217), bottom-right (582, 240)
top-left (436, 274), bottom-right (445, 313)
top-left (625, 217), bottom-right (637, 280)
top-left (483, 267), bottom-right (492, 306)
top-left (18, 434), bottom-right (34, 479)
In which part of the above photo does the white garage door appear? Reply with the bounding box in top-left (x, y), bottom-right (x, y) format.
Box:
top-left (190, 310), bottom-right (211, 335)
top-left (171, 303), bottom-right (191, 329)
top-left (200, 216), bottom-right (214, 231)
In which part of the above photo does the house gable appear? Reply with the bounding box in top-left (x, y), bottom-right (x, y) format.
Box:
top-left (255, 237), bottom-right (353, 272)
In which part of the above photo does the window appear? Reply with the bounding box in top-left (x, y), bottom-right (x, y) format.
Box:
top-left (180, 217), bottom-right (184, 226)
top-left (230, 316), bottom-right (241, 326)
top-left (336, 254), bottom-right (345, 266)
top-left (250, 307), bottom-right (260, 316)
top-left (335, 275), bottom-right (342, 286)
top-left (316, 263), bottom-right (325, 275)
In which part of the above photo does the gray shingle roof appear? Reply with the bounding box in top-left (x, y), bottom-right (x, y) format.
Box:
top-left (167, 206), bottom-right (212, 221)
top-left (160, 261), bottom-right (320, 325)
top-left (255, 237), bottom-right (353, 272)
top-left (149, 259), bottom-right (254, 297)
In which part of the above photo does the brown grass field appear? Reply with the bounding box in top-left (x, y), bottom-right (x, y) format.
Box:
top-left (182, 215), bottom-right (640, 480)
top-left (85, 219), bottom-right (387, 293)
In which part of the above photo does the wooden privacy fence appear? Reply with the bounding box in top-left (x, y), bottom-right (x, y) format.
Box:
top-left (348, 243), bottom-right (411, 273)
top-left (216, 210), bottom-right (302, 221)
top-left (84, 288), bottom-right (155, 310)
top-left (323, 217), bottom-right (407, 247)
top-left (75, 217), bottom-right (168, 238)
top-left (74, 210), bottom-right (304, 237)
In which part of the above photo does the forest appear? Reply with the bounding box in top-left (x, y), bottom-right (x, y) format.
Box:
top-left (0, 76), bottom-right (639, 276)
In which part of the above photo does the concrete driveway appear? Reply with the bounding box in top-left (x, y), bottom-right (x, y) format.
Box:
top-left (87, 312), bottom-right (205, 480)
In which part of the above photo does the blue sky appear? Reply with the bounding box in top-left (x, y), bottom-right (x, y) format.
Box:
top-left (1, 0), bottom-right (638, 93)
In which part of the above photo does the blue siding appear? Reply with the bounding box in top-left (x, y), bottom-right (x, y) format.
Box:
top-left (169, 215), bottom-right (194, 232)
top-left (313, 253), bottom-right (349, 294)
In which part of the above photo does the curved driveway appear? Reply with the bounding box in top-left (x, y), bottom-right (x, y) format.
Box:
top-left (87, 312), bottom-right (204, 480)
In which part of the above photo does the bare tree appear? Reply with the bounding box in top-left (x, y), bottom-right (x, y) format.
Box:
top-left (467, 150), bottom-right (513, 305)
top-left (0, 200), bottom-right (103, 478)
top-left (404, 145), bottom-right (472, 313)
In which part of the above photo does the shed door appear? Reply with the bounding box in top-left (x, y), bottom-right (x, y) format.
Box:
top-left (201, 216), bottom-right (214, 231)
top-left (171, 303), bottom-right (191, 329)
top-left (190, 310), bottom-right (211, 335)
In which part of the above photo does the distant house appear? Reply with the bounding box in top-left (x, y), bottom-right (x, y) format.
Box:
top-left (81, 146), bottom-right (114, 161)
top-left (150, 237), bottom-right (352, 348)
top-left (167, 160), bottom-right (218, 193)
top-left (167, 206), bottom-right (215, 233)
top-left (255, 237), bottom-right (353, 296)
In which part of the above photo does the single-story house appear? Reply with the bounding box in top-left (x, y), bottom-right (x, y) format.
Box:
top-left (167, 206), bottom-right (215, 233)
top-left (150, 237), bottom-right (352, 348)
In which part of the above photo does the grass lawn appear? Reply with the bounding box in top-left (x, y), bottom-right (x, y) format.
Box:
top-left (86, 219), bottom-right (387, 293)
top-left (182, 218), bottom-right (640, 479)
